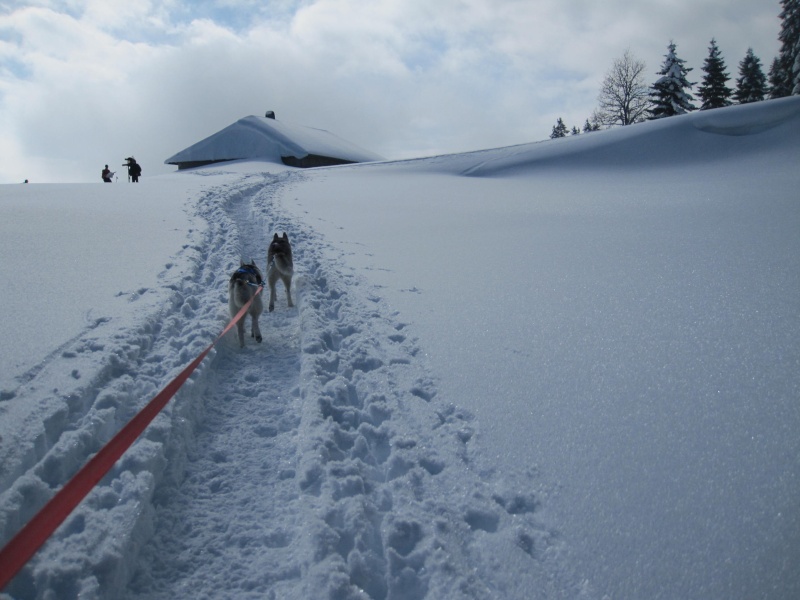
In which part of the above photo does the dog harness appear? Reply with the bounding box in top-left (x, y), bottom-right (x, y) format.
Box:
top-left (236, 265), bottom-right (263, 285)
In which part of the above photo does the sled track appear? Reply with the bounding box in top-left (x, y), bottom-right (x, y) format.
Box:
top-left (124, 174), bottom-right (307, 597)
top-left (125, 306), bottom-right (303, 598)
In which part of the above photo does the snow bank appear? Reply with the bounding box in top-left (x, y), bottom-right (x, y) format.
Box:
top-left (455, 95), bottom-right (800, 176)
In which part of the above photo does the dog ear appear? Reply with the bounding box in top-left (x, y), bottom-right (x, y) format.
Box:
top-left (273, 233), bottom-right (279, 241)
top-left (282, 232), bottom-right (288, 240)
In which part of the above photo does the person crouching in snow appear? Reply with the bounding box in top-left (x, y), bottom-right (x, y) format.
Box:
top-left (102, 164), bottom-right (113, 182)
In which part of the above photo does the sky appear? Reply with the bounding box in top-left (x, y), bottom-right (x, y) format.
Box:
top-left (0, 0), bottom-right (785, 183)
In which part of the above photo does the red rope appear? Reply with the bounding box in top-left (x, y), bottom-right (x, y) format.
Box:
top-left (0, 286), bottom-right (262, 590)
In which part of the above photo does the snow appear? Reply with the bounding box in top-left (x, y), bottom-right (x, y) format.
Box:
top-left (1, 96), bottom-right (799, 600)
top-left (164, 116), bottom-right (385, 167)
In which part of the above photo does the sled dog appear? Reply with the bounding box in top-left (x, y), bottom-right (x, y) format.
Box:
top-left (267, 232), bottom-right (294, 312)
top-left (229, 260), bottom-right (264, 347)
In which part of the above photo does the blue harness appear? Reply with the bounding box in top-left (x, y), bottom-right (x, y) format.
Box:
top-left (236, 265), bottom-right (263, 285)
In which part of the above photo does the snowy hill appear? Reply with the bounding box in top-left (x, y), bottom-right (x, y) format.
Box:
top-left (1, 96), bottom-right (799, 599)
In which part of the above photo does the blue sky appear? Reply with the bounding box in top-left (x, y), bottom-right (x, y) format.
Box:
top-left (0, 0), bottom-right (784, 183)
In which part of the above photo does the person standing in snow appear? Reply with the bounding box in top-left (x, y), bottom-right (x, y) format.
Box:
top-left (102, 164), bottom-right (113, 182)
top-left (123, 157), bottom-right (142, 182)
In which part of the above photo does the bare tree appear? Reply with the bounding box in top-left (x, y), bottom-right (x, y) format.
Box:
top-left (595, 49), bottom-right (649, 126)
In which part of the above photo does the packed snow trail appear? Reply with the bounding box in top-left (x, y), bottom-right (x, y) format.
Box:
top-left (125, 313), bottom-right (303, 597)
top-left (121, 169), bottom-right (585, 599)
top-left (124, 174), bottom-right (306, 596)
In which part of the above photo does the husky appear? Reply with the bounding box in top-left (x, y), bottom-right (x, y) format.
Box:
top-left (228, 260), bottom-right (264, 347)
top-left (267, 232), bottom-right (294, 312)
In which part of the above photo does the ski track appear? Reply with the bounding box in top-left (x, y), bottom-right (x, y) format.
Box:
top-left (2, 170), bottom-right (583, 599)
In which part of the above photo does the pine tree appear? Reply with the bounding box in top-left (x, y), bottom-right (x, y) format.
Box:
top-left (795, 43), bottom-right (800, 94)
top-left (697, 38), bottom-right (733, 109)
top-left (570, 126), bottom-right (581, 136)
top-left (734, 48), bottom-right (768, 103)
top-left (769, 57), bottom-right (790, 98)
top-left (550, 118), bottom-right (568, 139)
top-left (648, 42), bottom-right (697, 119)
top-left (583, 118), bottom-right (600, 133)
top-left (775, 0), bottom-right (800, 96)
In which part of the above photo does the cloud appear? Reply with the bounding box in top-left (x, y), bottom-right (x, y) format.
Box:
top-left (0, 0), bottom-right (783, 183)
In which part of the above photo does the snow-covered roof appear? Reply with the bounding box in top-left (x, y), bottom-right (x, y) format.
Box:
top-left (164, 114), bottom-right (384, 169)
